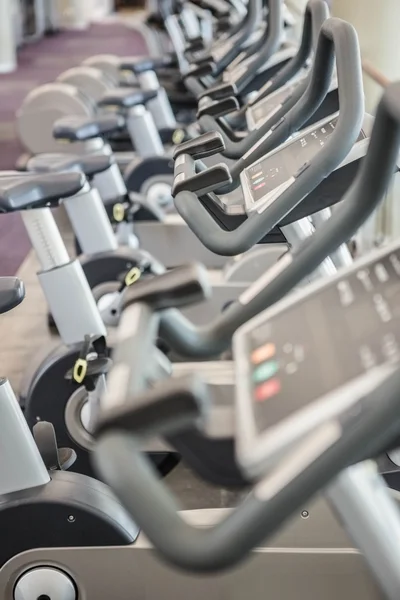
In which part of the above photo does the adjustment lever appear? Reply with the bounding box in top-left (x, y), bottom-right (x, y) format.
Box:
top-left (197, 96), bottom-right (239, 119)
top-left (173, 131), bottom-right (225, 160)
top-left (64, 334), bottom-right (112, 390)
top-left (184, 61), bottom-right (216, 79)
top-left (198, 81), bottom-right (237, 101)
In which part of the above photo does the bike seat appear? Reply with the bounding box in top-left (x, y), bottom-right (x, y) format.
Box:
top-left (120, 55), bottom-right (176, 74)
top-left (0, 277), bottom-right (25, 314)
top-left (27, 153), bottom-right (113, 179)
top-left (0, 172), bottom-right (86, 212)
top-left (53, 114), bottom-right (125, 142)
top-left (98, 87), bottom-right (158, 109)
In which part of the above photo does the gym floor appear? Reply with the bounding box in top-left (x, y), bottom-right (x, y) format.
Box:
top-left (0, 18), bottom-right (243, 510)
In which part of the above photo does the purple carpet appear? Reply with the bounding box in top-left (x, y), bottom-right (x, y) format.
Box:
top-left (0, 21), bottom-right (148, 275)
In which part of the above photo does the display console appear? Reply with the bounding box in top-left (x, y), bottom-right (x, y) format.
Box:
top-left (241, 115), bottom-right (368, 215)
top-left (234, 243), bottom-right (400, 477)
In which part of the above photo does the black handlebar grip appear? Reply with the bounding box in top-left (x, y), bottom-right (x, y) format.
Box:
top-left (184, 61), bottom-right (216, 79)
top-left (122, 263), bottom-right (212, 312)
top-left (96, 375), bottom-right (209, 439)
top-left (259, 0), bottom-right (330, 100)
top-left (173, 131), bottom-right (225, 161)
top-left (93, 368), bottom-right (400, 573)
top-left (211, 0), bottom-right (263, 77)
top-left (95, 378), bottom-right (210, 437)
top-left (197, 96), bottom-right (240, 119)
top-left (233, 0), bottom-right (283, 93)
top-left (311, 0), bottom-right (330, 48)
top-left (197, 82), bottom-right (237, 102)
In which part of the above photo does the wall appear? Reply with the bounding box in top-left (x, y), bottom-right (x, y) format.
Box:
top-left (331, 0), bottom-right (400, 112)
top-left (0, 0), bottom-right (17, 72)
top-left (287, 0), bottom-right (400, 112)
top-left (287, 0), bottom-right (400, 247)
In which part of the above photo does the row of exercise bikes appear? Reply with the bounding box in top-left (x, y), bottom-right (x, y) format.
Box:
top-left (1, 0), bottom-right (400, 598)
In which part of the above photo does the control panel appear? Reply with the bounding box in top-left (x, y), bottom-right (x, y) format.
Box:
top-left (246, 76), bottom-right (340, 132)
top-left (246, 81), bottom-right (300, 130)
top-left (223, 43), bottom-right (298, 87)
top-left (241, 114), bottom-right (369, 215)
top-left (234, 242), bottom-right (400, 478)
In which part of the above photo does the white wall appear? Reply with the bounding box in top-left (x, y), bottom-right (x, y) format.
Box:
top-left (286, 0), bottom-right (400, 247)
top-left (0, 0), bottom-right (17, 72)
top-left (332, 0), bottom-right (400, 112)
top-left (288, 0), bottom-right (400, 111)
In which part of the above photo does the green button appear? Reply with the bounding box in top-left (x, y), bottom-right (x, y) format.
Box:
top-left (253, 360), bottom-right (279, 384)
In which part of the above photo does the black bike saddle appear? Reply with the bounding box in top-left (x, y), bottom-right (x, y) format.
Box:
top-left (0, 277), bottom-right (25, 314)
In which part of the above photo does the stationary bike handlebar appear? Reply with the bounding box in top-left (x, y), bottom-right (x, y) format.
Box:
top-left (222, 15), bottom-right (352, 187)
top-left (189, 0), bottom-right (287, 95)
top-left (174, 18), bottom-right (363, 255)
top-left (92, 84), bottom-right (400, 573)
top-left (199, 0), bottom-right (329, 153)
top-left (158, 82), bottom-right (400, 360)
top-left (231, 0), bottom-right (283, 94)
top-left (213, 0), bottom-right (263, 75)
top-left (94, 290), bottom-right (400, 573)
top-left (199, 75), bottom-right (308, 157)
top-left (249, 0), bottom-right (330, 103)
top-left (191, 0), bottom-right (263, 77)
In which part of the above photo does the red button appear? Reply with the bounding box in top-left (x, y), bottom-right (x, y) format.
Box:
top-left (254, 378), bottom-right (281, 402)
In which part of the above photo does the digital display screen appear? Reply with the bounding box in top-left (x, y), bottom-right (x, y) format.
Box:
top-left (251, 84), bottom-right (298, 125)
top-left (246, 251), bottom-right (400, 433)
top-left (245, 118), bottom-right (366, 205)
